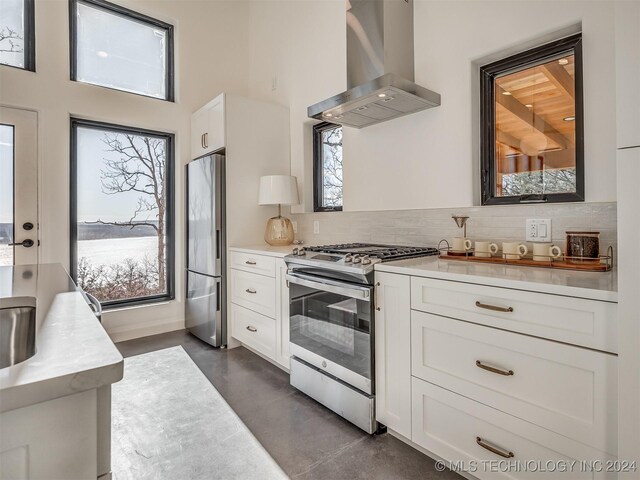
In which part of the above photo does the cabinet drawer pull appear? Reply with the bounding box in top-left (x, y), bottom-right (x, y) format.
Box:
top-left (245, 288), bottom-right (257, 294)
top-left (245, 260), bottom-right (257, 265)
top-left (475, 301), bottom-right (513, 313)
top-left (246, 325), bottom-right (257, 333)
top-left (476, 436), bottom-right (514, 458)
top-left (203, 132), bottom-right (208, 148)
top-left (476, 360), bottom-right (514, 376)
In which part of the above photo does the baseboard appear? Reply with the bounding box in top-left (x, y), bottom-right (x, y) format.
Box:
top-left (105, 319), bottom-right (184, 343)
top-left (236, 341), bottom-right (290, 374)
top-left (387, 429), bottom-right (478, 480)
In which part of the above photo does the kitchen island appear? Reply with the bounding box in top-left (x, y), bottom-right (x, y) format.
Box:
top-left (0, 263), bottom-right (123, 480)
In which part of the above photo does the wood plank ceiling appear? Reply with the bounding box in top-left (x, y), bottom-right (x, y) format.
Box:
top-left (495, 55), bottom-right (576, 174)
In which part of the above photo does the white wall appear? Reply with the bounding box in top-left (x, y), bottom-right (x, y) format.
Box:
top-left (246, 0), bottom-right (620, 212)
top-left (0, 0), bottom-right (250, 341)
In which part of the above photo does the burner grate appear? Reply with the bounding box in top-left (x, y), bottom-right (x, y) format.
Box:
top-left (304, 243), bottom-right (439, 262)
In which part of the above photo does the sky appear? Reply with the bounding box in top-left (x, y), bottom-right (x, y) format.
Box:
top-left (76, 126), bottom-right (162, 223)
top-left (0, 0), bottom-right (25, 68)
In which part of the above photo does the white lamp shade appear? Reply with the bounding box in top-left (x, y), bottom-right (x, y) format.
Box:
top-left (258, 175), bottom-right (299, 206)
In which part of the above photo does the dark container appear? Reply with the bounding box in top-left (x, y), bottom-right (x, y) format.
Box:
top-left (565, 231), bottom-right (600, 262)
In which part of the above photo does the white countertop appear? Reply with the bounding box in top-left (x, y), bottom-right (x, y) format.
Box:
top-left (0, 264), bottom-right (124, 412)
top-left (375, 256), bottom-right (618, 303)
top-left (229, 244), bottom-right (294, 258)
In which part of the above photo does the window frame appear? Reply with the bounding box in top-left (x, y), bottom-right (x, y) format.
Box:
top-left (0, 0), bottom-right (36, 71)
top-left (69, 117), bottom-right (175, 309)
top-left (480, 33), bottom-right (584, 205)
top-left (69, 0), bottom-right (175, 102)
top-left (313, 122), bottom-right (343, 212)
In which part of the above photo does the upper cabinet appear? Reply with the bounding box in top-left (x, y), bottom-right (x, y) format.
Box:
top-left (615, 2), bottom-right (640, 149)
top-left (191, 95), bottom-right (226, 158)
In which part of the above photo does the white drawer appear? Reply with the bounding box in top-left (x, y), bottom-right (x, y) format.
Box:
top-left (411, 311), bottom-right (618, 454)
top-left (230, 304), bottom-right (276, 359)
top-left (230, 251), bottom-right (276, 277)
top-left (411, 378), bottom-right (616, 480)
top-left (411, 277), bottom-right (617, 353)
top-left (230, 269), bottom-right (276, 318)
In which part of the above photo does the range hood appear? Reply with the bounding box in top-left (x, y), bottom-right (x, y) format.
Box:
top-left (308, 0), bottom-right (441, 128)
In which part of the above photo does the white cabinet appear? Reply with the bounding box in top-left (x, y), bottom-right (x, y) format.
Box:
top-left (411, 276), bottom-right (618, 353)
top-left (411, 379), bottom-right (616, 480)
top-left (191, 95), bottom-right (225, 158)
top-left (411, 311), bottom-right (617, 454)
top-left (374, 271), bottom-right (411, 439)
top-left (229, 248), bottom-right (291, 371)
top-left (375, 271), bottom-right (619, 474)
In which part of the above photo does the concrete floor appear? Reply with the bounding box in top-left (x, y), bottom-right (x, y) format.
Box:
top-left (116, 330), bottom-right (462, 480)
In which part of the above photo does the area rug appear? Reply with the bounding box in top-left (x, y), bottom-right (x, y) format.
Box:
top-left (111, 346), bottom-right (288, 480)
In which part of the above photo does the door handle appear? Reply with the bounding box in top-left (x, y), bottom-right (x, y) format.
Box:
top-left (8, 239), bottom-right (34, 248)
top-left (476, 436), bottom-right (514, 458)
top-left (475, 301), bottom-right (513, 313)
top-left (476, 360), bottom-right (514, 376)
top-left (203, 132), bottom-right (208, 149)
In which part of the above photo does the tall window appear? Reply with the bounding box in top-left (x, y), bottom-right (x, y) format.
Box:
top-left (70, 119), bottom-right (174, 307)
top-left (70, 0), bottom-right (174, 101)
top-left (480, 34), bottom-right (584, 205)
top-left (313, 122), bottom-right (343, 212)
top-left (0, 0), bottom-right (35, 71)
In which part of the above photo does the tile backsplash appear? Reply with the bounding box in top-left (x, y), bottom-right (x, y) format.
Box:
top-left (291, 202), bottom-right (617, 260)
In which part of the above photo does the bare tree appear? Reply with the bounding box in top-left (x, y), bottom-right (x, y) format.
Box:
top-left (87, 133), bottom-right (168, 291)
top-left (0, 27), bottom-right (23, 54)
top-left (321, 126), bottom-right (343, 207)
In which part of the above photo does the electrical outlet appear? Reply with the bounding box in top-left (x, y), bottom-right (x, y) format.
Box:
top-left (292, 221), bottom-right (298, 234)
top-left (526, 219), bottom-right (552, 242)
top-left (313, 220), bottom-right (320, 234)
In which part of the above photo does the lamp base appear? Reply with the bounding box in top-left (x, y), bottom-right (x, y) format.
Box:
top-left (264, 215), bottom-right (295, 246)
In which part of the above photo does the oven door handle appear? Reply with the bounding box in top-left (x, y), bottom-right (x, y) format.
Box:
top-left (285, 272), bottom-right (372, 301)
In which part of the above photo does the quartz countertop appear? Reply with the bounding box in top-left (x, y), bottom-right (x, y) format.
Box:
top-left (375, 256), bottom-right (618, 303)
top-left (229, 244), bottom-right (294, 258)
top-left (0, 263), bottom-right (124, 412)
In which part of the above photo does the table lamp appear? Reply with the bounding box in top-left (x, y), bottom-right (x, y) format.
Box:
top-left (258, 175), bottom-right (299, 246)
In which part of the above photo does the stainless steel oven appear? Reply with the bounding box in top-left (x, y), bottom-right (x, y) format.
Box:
top-left (288, 271), bottom-right (374, 394)
top-left (285, 243), bottom-right (439, 434)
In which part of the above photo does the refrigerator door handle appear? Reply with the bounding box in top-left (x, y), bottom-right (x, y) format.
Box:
top-left (216, 280), bottom-right (221, 311)
top-left (216, 229), bottom-right (221, 260)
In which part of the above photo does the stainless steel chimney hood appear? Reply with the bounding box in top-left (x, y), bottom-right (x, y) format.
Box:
top-left (308, 0), bottom-right (441, 128)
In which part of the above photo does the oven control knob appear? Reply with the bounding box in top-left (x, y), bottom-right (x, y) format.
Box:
top-left (344, 254), bottom-right (353, 263)
top-left (322, 360), bottom-right (327, 368)
top-left (362, 255), bottom-right (371, 265)
top-left (353, 255), bottom-right (362, 264)
top-left (297, 248), bottom-right (306, 256)
top-left (292, 248), bottom-right (299, 256)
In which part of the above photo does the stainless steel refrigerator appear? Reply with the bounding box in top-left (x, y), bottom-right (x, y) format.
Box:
top-left (185, 154), bottom-right (226, 347)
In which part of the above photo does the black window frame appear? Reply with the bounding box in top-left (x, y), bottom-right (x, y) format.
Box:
top-left (69, 0), bottom-right (175, 102)
top-left (480, 33), bottom-right (584, 205)
top-left (313, 122), bottom-right (343, 212)
top-left (0, 0), bottom-right (36, 72)
top-left (69, 117), bottom-right (175, 309)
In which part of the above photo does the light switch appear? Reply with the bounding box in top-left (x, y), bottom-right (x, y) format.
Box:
top-left (526, 219), bottom-right (552, 242)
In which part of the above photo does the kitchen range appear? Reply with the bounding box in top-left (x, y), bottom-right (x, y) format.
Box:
top-left (284, 243), bottom-right (439, 433)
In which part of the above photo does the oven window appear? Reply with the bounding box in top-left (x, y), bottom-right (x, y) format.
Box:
top-left (289, 283), bottom-right (371, 379)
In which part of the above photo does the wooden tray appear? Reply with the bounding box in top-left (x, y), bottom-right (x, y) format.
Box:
top-left (439, 252), bottom-right (612, 272)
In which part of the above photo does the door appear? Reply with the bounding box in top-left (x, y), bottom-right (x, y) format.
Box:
top-left (186, 154), bottom-right (224, 276)
top-left (0, 107), bottom-right (38, 266)
top-left (185, 270), bottom-right (222, 346)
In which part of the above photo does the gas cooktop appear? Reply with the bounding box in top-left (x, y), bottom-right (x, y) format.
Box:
top-left (285, 243), bottom-right (439, 284)
top-left (302, 243), bottom-right (439, 261)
